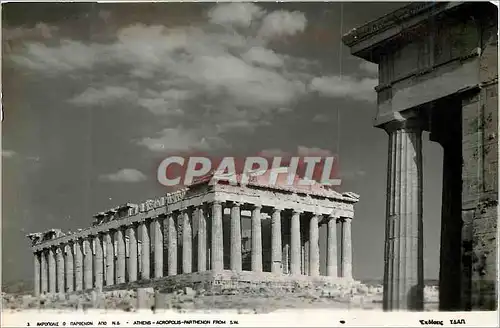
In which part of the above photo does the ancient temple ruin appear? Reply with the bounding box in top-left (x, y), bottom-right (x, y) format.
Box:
top-left (28, 172), bottom-right (359, 295)
top-left (343, 2), bottom-right (498, 311)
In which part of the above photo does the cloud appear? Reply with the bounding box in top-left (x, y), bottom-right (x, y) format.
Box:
top-left (359, 61), bottom-right (378, 76)
top-left (11, 40), bottom-right (101, 72)
top-left (241, 46), bottom-right (284, 67)
top-left (69, 86), bottom-right (136, 106)
top-left (99, 168), bottom-right (147, 183)
top-left (297, 146), bottom-right (333, 157)
top-left (258, 10), bottom-right (307, 39)
top-left (312, 113), bottom-right (329, 123)
top-left (137, 89), bottom-right (192, 116)
top-left (207, 3), bottom-right (264, 28)
top-left (310, 76), bottom-right (377, 102)
top-left (137, 127), bottom-right (229, 153)
top-left (2, 150), bottom-right (17, 158)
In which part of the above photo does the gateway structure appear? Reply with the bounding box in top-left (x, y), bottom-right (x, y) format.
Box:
top-left (28, 173), bottom-right (359, 295)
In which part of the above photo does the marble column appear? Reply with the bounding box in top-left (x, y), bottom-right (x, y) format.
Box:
top-left (94, 234), bottom-right (104, 290)
top-left (127, 225), bottom-right (138, 282)
top-left (290, 210), bottom-right (301, 275)
top-left (74, 241), bottom-right (83, 291)
top-left (211, 201), bottom-right (224, 272)
top-left (116, 228), bottom-right (126, 284)
top-left (48, 247), bottom-right (56, 293)
top-left (65, 244), bottom-right (74, 292)
top-left (41, 250), bottom-right (48, 294)
top-left (105, 232), bottom-right (114, 286)
top-left (182, 209), bottom-right (193, 274)
top-left (154, 218), bottom-right (164, 278)
top-left (230, 202), bottom-right (242, 272)
top-left (271, 208), bottom-right (282, 274)
top-left (83, 238), bottom-right (93, 290)
top-left (326, 216), bottom-right (338, 277)
top-left (140, 221), bottom-right (151, 280)
top-left (56, 246), bottom-right (65, 293)
top-left (309, 215), bottom-right (320, 277)
top-left (197, 206), bottom-right (207, 272)
top-left (167, 214), bottom-right (178, 276)
top-left (383, 118), bottom-right (424, 311)
top-left (251, 205), bottom-right (263, 272)
top-left (33, 252), bottom-right (41, 296)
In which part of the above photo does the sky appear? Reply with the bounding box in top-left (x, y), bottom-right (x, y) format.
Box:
top-left (1, 1), bottom-right (445, 285)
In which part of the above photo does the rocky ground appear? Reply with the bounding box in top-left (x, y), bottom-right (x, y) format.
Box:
top-left (1, 284), bottom-right (439, 313)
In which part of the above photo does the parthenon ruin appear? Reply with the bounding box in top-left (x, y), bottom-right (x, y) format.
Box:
top-left (27, 172), bottom-right (359, 295)
top-left (343, 2), bottom-right (498, 311)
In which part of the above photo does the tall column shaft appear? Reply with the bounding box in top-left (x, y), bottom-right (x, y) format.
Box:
top-left (167, 214), bottom-right (178, 275)
top-left (116, 228), bottom-right (126, 284)
top-left (230, 203), bottom-right (242, 272)
top-left (182, 209), bottom-right (193, 274)
top-left (211, 201), bottom-right (224, 271)
top-left (40, 251), bottom-right (48, 293)
top-left (65, 245), bottom-right (74, 292)
top-left (94, 235), bottom-right (104, 290)
top-left (154, 218), bottom-right (164, 278)
top-left (83, 238), bottom-right (93, 290)
top-left (127, 225), bottom-right (138, 282)
top-left (271, 208), bottom-right (282, 273)
top-left (309, 215), bottom-right (320, 276)
top-left (383, 122), bottom-right (424, 311)
top-left (56, 247), bottom-right (65, 293)
top-left (105, 233), bottom-right (114, 286)
top-left (33, 253), bottom-right (41, 296)
top-left (197, 206), bottom-right (207, 272)
top-left (251, 205), bottom-right (263, 272)
top-left (48, 248), bottom-right (56, 293)
top-left (340, 218), bottom-right (353, 279)
top-left (290, 210), bottom-right (301, 275)
top-left (140, 221), bottom-right (151, 280)
top-left (326, 217), bottom-right (338, 277)
top-left (74, 241), bottom-right (83, 291)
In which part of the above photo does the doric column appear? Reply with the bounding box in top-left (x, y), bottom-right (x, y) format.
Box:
top-left (40, 250), bottom-right (48, 294)
top-left (65, 244), bottom-right (74, 292)
top-left (326, 216), bottom-right (338, 277)
top-left (382, 118), bottom-right (424, 311)
top-left (211, 201), bottom-right (224, 272)
top-left (197, 206), bottom-right (207, 272)
top-left (271, 208), bottom-right (282, 274)
top-left (140, 221), bottom-right (151, 280)
top-left (167, 213), bottom-right (177, 276)
top-left (94, 234), bottom-right (104, 290)
top-left (56, 246), bottom-right (65, 293)
top-left (48, 247), bottom-right (56, 293)
top-left (83, 238), bottom-right (93, 290)
top-left (74, 241), bottom-right (83, 291)
top-left (33, 252), bottom-right (41, 296)
top-left (309, 215), bottom-right (320, 277)
top-left (127, 225), bottom-right (138, 282)
top-left (290, 210), bottom-right (301, 275)
top-left (182, 208), bottom-right (193, 274)
top-left (230, 202), bottom-right (242, 272)
top-left (340, 218), bottom-right (353, 279)
top-left (105, 232), bottom-right (114, 286)
top-left (154, 218), bottom-right (164, 278)
top-left (116, 228), bottom-right (126, 284)
top-left (251, 205), bottom-right (263, 272)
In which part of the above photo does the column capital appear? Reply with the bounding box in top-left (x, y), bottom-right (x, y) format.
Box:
top-left (381, 114), bottom-right (426, 134)
top-left (231, 201), bottom-right (242, 207)
top-left (292, 209), bottom-right (303, 215)
top-left (252, 204), bottom-right (262, 210)
top-left (272, 206), bottom-right (284, 213)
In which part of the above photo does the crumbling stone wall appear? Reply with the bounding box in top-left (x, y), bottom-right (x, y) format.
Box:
top-left (460, 13), bottom-right (498, 310)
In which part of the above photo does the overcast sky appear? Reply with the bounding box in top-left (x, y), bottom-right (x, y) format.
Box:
top-left (2, 2), bottom-right (445, 284)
